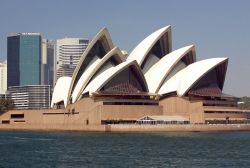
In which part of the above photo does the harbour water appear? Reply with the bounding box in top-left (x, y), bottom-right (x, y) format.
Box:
top-left (0, 131), bottom-right (250, 168)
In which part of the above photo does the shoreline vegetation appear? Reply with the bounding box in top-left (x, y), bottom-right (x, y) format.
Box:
top-left (0, 99), bottom-right (14, 112)
top-left (238, 97), bottom-right (250, 109)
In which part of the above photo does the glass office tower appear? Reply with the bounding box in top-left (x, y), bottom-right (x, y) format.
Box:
top-left (7, 33), bottom-right (41, 87)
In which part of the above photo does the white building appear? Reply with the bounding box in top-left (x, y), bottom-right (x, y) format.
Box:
top-left (51, 26), bottom-right (228, 108)
top-left (0, 62), bottom-right (7, 94)
top-left (55, 38), bottom-right (88, 83)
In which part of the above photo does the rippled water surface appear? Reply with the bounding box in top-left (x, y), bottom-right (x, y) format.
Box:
top-left (0, 131), bottom-right (250, 168)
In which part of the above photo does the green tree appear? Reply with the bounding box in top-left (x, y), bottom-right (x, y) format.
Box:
top-left (0, 98), bottom-right (14, 112)
top-left (238, 97), bottom-right (250, 109)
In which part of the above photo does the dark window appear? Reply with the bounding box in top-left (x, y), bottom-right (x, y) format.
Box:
top-left (11, 114), bottom-right (24, 119)
top-left (2, 120), bottom-right (10, 124)
top-left (101, 67), bottom-right (146, 93)
top-left (14, 120), bottom-right (25, 122)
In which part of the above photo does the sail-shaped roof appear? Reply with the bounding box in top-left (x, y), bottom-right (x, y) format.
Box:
top-left (51, 77), bottom-right (72, 107)
top-left (145, 45), bottom-right (195, 93)
top-left (83, 60), bottom-right (148, 95)
top-left (127, 26), bottom-right (172, 73)
top-left (67, 27), bottom-right (114, 105)
top-left (159, 58), bottom-right (228, 96)
top-left (71, 47), bottom-right (125, 103)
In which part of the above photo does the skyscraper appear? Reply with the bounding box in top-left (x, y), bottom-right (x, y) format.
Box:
top-left (7, 33), bottom-right (42, 87)
top-left (55, 38), bottom-right (88, 82)
top-left (46, 40), bottom-right (55, 86)
top-left (41, 39), bottom-right (55, 86)
top-left (0, 62), bottom-right (7, 94)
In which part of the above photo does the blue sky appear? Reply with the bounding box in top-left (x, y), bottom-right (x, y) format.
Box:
top-left (0, 0), bottom-right (250, 97)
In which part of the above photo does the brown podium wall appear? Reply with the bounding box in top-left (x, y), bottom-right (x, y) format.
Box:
top-left (1, 96), bottom-right (247, 126)
top-left (67, 97), bottom-right (163, 125)
top-left (159, 96), bottom-right (204, 123)
top-left (100, 105), bottom-right (163, 120)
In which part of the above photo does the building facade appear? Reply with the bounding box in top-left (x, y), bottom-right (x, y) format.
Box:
top-left (0, 62), bottom-right (7, 94)
top-left (41, 39), bottom-right (55, 86)
top-left (7, 33), bottom-right (42, 87)
top-left (49, 26), bottom-right (249, 125)
top-left (1, 26), bottom-right (249, 128)
top-left (55, 38), bottom-right (88, 82)
top-left (8, 85), bottom-right (50, 109)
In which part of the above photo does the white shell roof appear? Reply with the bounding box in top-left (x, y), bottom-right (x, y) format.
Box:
top-left (51, 77), bottom-right (72, 108)
top-left (145, 45), bottom-right (195, 93)
top-left (71, 47), bottom-right (125, 103)
top-left (66, 27), bottom-right (114, 105)
top-left (158, 57), bottom-right (228, 96)
top-left (158, 68), bottom-right (184, 95)
top-left (50, 26), bottom-right (230, 105)
top-left (127, 26), bottom-right (171, 66)
top-left (83, 60), bottom-right (148, 95)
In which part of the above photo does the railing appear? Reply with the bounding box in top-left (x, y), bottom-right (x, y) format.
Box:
top-left (202, 100), bottom-right (237, 107)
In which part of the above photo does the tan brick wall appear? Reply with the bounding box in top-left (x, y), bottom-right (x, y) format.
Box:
top-left (159, 96), bottom-right (204, 124)
top-left (100, 105), bottom-right (163, 120)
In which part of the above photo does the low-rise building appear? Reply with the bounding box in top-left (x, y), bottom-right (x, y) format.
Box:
top-left (8, 85), bottom-right (50, 109)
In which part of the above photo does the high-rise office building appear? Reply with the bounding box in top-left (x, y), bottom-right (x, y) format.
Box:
top-left (41, 39), bottom-right (55, 86)
top-left (7, 33), bottom-right (42, 87)
top-left (55, 38), bottom-right (88, 82)
top-left (47, 40), bottom-right (55, 86)
top-left (0, 62), bottom-right (7, 94)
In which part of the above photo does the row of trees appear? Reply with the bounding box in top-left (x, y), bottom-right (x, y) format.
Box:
top-left (238, 97), bottom-right (250, 109)
top-left (0, 98), bottom-right (14, 112)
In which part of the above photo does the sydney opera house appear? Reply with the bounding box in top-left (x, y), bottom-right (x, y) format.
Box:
top-left (1, 25), bottom-right (249, 127)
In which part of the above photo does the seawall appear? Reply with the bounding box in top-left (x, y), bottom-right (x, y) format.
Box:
top-left (1, 124), bottom-right (250, 132)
